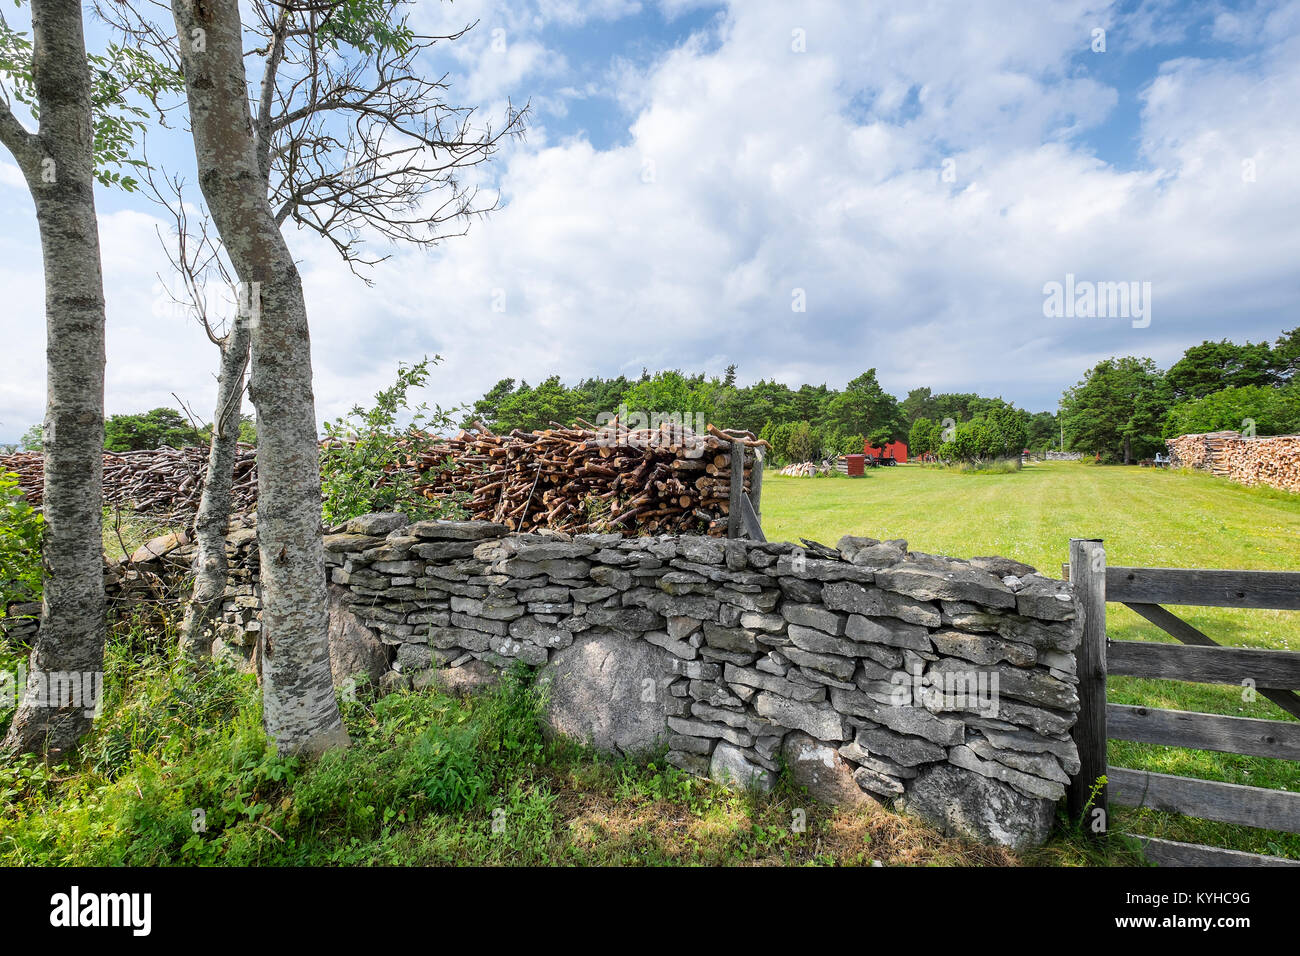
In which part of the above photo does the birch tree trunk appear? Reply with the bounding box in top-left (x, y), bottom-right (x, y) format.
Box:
top-left (0, 0), bottom-right (107, 756)
top-left (179, 318), bottom-right (249, 658)
top-left (170, 0), bottom-right (347, 754)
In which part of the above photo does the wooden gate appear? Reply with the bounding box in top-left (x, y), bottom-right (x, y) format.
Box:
top-left (1065, 539), bottom-right (1300, 866)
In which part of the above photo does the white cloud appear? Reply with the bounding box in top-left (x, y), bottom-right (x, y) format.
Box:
top-left (334, 0), bottom-right (1300, 417)
top-left (3, 0), bottom-right (1299, 442)
top-left (0, 162), bottom-right (25, 190)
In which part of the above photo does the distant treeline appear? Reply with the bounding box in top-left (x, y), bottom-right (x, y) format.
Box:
top-left (1058, 327), bottom-right (1298, 463)
top-left (12, 328), bottom-right (1294, 467)
top-left (461, 367), bottom-right (1059, 465)
top-left (462, 325), bottom-right (1299, 466)
top-left (11, 407), bottom-right (257, 454)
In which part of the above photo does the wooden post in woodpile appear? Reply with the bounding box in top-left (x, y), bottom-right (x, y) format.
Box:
top-left (1067, 538), bottom-right (1108, 833)
top-left (727, 440), bottom-right (744, 539)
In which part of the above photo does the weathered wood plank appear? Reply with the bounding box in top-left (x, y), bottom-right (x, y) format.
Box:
top-left (1107, 640), bottom-right (1300, 688)
top-left (1109, 767), bottom-right (1300, 834)
top-left (1124, 601), bottom-right (1217, 646)
top-left (1067, 539), bottom-right (1108, 825)
top-left (739, 494), bottom-right (766, 543)
top-left (1107, 704), bottom-right (1300, 760)
top-left (1127, 834), bottom-right (1300, 867)
top-left (1107, 567), bottom-right (1300, 610)
top-left (1123, 603), bottom-right (1300, 718)
top-left (749, 448), bottom-right (763, 521)
top-left (727, 441), bottom-right (744, 540)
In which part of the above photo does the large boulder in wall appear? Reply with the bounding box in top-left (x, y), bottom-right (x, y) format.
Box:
top-left (537, 631), bottom-right (676, 756)
top-left (326, 583), bottom-right (390, 688)
top-left (900, 762), bottom-right (1056, 849)
top-left (782, 733), bottom-right (874, 809)
top-left (424, 659), bottom-right (501, 698)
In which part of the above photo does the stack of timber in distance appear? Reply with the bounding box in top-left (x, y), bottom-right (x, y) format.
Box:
top-left (0, 445), bottom-right (258, 523)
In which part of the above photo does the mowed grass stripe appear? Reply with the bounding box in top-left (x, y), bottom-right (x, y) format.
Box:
top-left (762, 461), bottom-right (1300, 859)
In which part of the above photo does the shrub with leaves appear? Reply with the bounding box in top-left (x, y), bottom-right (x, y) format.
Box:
top-left (0, 471), bottom-right (42, 621)
top-left (320, 356), bottom-right (467, 524)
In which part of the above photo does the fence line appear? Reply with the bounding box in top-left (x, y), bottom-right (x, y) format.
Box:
top-left (1066, 540), bottom-right (1300, 867)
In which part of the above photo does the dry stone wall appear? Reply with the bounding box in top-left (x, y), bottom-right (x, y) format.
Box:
top-left (4, 514), bottom-right (1084, 849)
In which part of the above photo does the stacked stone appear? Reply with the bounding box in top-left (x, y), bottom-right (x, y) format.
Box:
top-left (314, 515), bottom-right (1082, 840)
top-left (211, 517), bottom-right (262, 655)
top-left (6, 511), bottom-right (1084, 847)
top-left (0, 601), bottom-right (39, 643)
top-left (321, 512), bottom-right (510, 679)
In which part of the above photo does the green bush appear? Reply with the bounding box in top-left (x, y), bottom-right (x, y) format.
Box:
top-left (0, 471), bottom-right (42, 620)
top-left (320, 356), bottom-right (468, 524)
top-left (908, 417), bottom-right (943, 457)
top-left (1163, 383), bottom-right (1300, 438)
top-left (0, 624), bottom-right (555, 866)
top-left (936, 407), bottom-right (1027, 464)
top-left (104, 407), bottom-right (205, 451)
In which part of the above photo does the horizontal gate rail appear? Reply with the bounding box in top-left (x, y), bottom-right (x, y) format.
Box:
top-left (1107, 641), bottom-right (1300, 688)
top-left (1107, 704), bottom-right (1300, 761)
top-left (1123, 601), bottom-right (1300, 718)
top-left (1109, 767), bottom-right (1300, 835)
top-left (1125, 835), bottom-right (1300, 867)
top-left (1106, 566), bottom-right (1300, 610)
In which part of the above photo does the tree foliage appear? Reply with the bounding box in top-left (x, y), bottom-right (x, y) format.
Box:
top-left (103, 407), bottom-right (203, 451)
top-left (1060, 357), bottom-right (1170, 463)
top-left (320, 357), bottom-right (464, 524)
top-left (0, 470), bottom-right (42, 619)
top-left (0, 7), bottom-right (181, 191)
top-left (1163, 383), bottom-right (1300, 438)
top-left (1165, 339), bottom-right (1281, 402)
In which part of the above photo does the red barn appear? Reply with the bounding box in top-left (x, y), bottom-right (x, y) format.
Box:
top-left (863, 440), bottom-right (907, 464)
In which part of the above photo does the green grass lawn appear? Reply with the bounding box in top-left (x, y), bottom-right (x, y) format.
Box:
top-left (5, 463), bottom-right (1293, 866)
top-left (763, 461), bottom-right (1300, 859)
top-left (0, 640), bottom-right (1121, 867)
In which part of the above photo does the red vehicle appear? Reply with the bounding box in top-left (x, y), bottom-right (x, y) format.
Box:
top-left (863, 440), bottom-right (907, 465)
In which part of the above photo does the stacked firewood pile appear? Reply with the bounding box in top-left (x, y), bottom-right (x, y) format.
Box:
top-left (777, 461), bottom-right (834, 477)
top-left (0, 445), bottom-right (259, 522)
top-left (1, 423), bottom-right (771, 534)
top-left (1166, 431), bottom-right (1238, 472)
top-left (1166, 432), bottom-right (1300, 493)
top-left (397, 422), bottom-right (765, 535)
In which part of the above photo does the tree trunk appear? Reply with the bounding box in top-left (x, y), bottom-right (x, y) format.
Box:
top-left (179, 321), bottom-right (250, 659)
top-left (1123, 435), bottom-right (1132, 465)
top-left (170, 0), bottom-right (347, 754)
top-left (0, 0), bottom-right (107, 757)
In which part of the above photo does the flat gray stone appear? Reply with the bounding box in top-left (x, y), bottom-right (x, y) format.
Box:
top-left (823, 582), bottom-right (941, 627)
top-left (930, 629), bottom-right (1036, 667)
top-left (537, 631), bottom-right (677, 755)
top-left (710, 741), bottom-right (775, 793)
top-left (875, 564), bottom-right (1016, 609)
top-left (754, 692), bottom-right (847, 741)
top-left (901, 762), bottom-right (1056, 849)
top-left (408, 519), bottom-right (508, 540)
top-left (326, 583), bottom-right (390, 687)
top-left (852, 722), bottom-right (947, 767)
top-left (845, 615), bottom-right (933, 652)
top-left (948, 744), bottom-right (1067, 800)
top-left (783, 732), bottom-right (873, 807)
top-left (346, 513), bottom-right (408, 536)
top-left (831, 688), bottom-right (965, 746)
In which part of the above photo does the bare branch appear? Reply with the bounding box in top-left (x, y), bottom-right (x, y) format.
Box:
top-left (0, 100), bottom-right (41, 178)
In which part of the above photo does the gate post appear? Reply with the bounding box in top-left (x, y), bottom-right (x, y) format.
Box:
top-left (727, 441), bottom-right (744, 539)
top-left (1067, 538), bottom-right (1108, 832)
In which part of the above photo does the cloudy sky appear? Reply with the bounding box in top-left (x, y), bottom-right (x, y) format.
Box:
top-left (2, 0), bottom-right (1298, 441)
